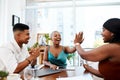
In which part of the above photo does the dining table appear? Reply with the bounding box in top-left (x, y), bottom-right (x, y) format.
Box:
top-left (34, 66), bottom-right (93, 80)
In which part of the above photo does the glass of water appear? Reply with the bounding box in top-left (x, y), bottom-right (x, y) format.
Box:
top-left (24, 66), bottom-right (35, 80)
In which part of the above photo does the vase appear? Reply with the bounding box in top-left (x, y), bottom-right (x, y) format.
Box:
top-left (0, 77), bottom-right (7, 80)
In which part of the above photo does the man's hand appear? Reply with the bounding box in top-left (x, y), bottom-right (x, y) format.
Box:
top-left (27, 47), bottom-right (40, 63)
top-left (30, 47), bottom-right (40, 58)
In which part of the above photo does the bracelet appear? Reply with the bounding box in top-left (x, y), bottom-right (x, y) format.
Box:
top-left (75, 43), bottom-right (80, 46)
top-left (26, 58), bottom-right (31, 64)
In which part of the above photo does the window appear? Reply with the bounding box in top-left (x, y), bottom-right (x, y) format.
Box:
top-left (26, 0), bottom-right (120, 66)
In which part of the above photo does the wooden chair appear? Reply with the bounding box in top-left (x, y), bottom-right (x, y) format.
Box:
top-left (37, 33), bottom-right (48, 64)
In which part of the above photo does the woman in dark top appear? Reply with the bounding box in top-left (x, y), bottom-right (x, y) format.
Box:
top-left (74, 18), bottom-right (120, 80)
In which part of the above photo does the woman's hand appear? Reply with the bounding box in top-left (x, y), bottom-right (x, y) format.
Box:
top-left (74, 32), bottom-right (84, 44)
top-left (50, 64), bottom-right (58, 70)
top-left (83, 64), bottom-right (103, 77)
top-left (83, 64), bottom-right (92, 73)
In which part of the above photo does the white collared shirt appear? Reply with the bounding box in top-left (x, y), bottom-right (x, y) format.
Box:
top-left (0, 39), bottom-right (29, 73)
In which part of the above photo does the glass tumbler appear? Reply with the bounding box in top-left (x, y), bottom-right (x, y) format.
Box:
top-left (24, 66), bottom-right (35, 80)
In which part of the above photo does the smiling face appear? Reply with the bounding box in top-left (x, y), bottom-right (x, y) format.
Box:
top-left (101, 28), bottom-right (114, 43)
top-left (14, 29), bottom-right (30, 47)
top-left (18, 30), bottom-right (30, 44)
top-left (51, 31), bottom-right (61, 45)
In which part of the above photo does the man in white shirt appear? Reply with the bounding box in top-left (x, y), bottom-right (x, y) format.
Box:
top-left (0, 47), bottom-right (18, 73)
top-left (0, 23), bottom-right (40, 73)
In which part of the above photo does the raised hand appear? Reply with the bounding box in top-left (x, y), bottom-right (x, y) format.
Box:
top-left (74, 32), bottom-right (84, 44)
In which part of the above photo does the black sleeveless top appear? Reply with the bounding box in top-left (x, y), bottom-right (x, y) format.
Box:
top-left (99, 59), bottom-right (120, 80)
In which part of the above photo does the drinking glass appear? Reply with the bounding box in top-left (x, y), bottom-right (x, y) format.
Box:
top-left (24, 66), bottom-right (35, 80)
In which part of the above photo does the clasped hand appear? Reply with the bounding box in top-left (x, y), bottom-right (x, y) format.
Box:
top-left (29, 47), bottom-right (40, 58)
